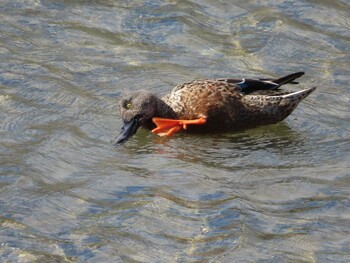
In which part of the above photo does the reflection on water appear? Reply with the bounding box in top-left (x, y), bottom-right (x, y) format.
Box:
top-left (1, 0), bottom-right (350, 262)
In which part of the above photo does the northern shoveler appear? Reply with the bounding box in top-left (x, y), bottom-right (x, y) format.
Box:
top-left (115, 72), bottom-right (315, 144)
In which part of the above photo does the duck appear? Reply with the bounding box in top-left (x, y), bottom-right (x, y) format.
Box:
top-left (115, 72), bottom-right (315, 144)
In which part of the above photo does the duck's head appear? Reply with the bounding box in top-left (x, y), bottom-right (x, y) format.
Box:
top-left (114, 90), bottom-right (158, 145)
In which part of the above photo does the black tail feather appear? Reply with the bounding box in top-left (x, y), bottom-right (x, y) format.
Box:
top-left (272, 72), bottom-right (305, 86)
top-left (219, 71), bottom-right (306, 94)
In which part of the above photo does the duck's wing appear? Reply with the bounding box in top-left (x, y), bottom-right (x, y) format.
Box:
top-left (217, 72), bottom-right (305, 94)
top-left (167, 79), bottom-right (241, 96)
top-left (243, 87), bottom-right (316, 110)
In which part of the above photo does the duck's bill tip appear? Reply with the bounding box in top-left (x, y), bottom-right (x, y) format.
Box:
top-left (113, 117), bottom-right (140, 146)
top-left (113, 134), bottom-right (129, 145)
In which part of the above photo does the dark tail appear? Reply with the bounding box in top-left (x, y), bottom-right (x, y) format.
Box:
top-left (224, 71), bottom-right (306, 94)
top-left (272, 72), bottom-right (305, 85)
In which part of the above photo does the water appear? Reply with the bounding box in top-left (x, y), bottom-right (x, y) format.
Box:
top-left (0, 0), bottom-right (349, 262)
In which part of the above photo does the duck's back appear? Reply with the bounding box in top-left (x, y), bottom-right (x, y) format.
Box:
top-left (161, 79), bottom-right (315, 132)
top-left (162, 80), bottom-right (245, 131)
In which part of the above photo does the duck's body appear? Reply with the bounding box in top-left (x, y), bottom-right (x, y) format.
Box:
top-left (115, 72), bottom-right (316, 144)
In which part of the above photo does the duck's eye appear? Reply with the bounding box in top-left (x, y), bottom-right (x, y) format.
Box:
top-left (123, 101), bottom-right (132, 109)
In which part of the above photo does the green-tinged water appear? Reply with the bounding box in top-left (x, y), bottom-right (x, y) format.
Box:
top-left (0, 1), bottom-right (349, 262)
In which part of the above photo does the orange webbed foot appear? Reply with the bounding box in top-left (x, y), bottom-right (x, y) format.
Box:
top-left (151, 117), bottom-right (206, 137)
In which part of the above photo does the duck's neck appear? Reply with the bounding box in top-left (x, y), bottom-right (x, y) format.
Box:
top-left (143, 97), bottom-right (177, 130)
top-left (156, 98), bottom-right (178, 119)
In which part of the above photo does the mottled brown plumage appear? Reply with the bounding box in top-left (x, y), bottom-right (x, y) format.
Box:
top-left (115, 72), bottom-right (316, 144)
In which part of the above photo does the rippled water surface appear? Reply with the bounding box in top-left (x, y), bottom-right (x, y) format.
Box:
top-left (1, 0), bottom-right (350, 262)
